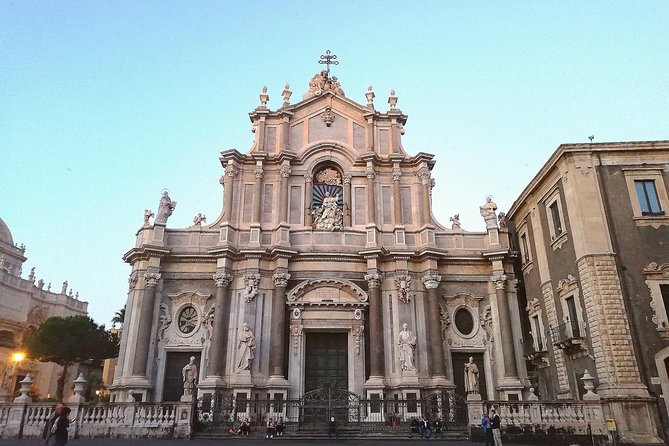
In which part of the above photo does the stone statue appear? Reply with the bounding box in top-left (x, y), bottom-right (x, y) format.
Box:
top-left (450, 214), bottom-right (461, 229)
top-left (313, 192), bottom-right (343, 231)
top-left (155, 191), bottom-right (177, 224)
top-left (479, 196), bottom-right (498, 230)
top-left (394, 275), bottom-right (412, 304)
top-left (464, 356), bottom-right (480, 393)
top-left (143, 209), bottom-right (154, 226)
top-left (236, 323), bottom-right (256, 373)
top-left (28, 267), bottom-right (35, 282)
top-left (304, 70), bottom-right (345, 99)
top-left (397, 323), bottom-right (417, 372)
top-left (182, 356), bottom-right (198, 397)
top-left (61, 281), bottom-right (68, 294)
top-left (192, 213), bottom-right (206, 227)
top-left (498, 212), bottom-right (507, 229)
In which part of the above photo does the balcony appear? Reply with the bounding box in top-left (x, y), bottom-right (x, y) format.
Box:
top-left (522, 337), bottom-right (548, 363)
top-left (550, 322), bottom-right (585, 352)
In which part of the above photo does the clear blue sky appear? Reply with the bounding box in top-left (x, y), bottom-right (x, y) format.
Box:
top-left (2, 1), bottom-right (667, 325)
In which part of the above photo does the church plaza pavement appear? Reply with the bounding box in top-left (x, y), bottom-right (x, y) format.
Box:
top-left (0, 439), bottom-right (523, 445)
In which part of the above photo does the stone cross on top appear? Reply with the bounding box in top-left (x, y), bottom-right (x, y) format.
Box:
top-left (319, 50), bottom-right (338, 73)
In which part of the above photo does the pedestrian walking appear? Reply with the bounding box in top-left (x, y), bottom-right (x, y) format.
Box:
top-left (490, 408), bottom-right (503, 446)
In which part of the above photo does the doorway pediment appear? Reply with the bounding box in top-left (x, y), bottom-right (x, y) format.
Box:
top-left (287, 278), bottom-right (368, 306)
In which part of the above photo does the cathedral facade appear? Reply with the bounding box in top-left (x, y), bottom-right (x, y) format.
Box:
top-left (112, 70), bottom-right (527, 407)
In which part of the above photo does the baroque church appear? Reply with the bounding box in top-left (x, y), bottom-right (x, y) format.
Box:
top-left (112, 66), bottom-right (527, 407)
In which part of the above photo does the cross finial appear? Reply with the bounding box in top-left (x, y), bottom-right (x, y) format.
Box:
top-left (319, 50), bottom-right (338, 73)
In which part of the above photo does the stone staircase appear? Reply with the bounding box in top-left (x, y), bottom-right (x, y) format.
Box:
top-left (192, 428), bottom-right (469, 441)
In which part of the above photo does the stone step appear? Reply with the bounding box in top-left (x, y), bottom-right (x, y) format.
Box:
top-left (192, 430), bottom-right (469, 441)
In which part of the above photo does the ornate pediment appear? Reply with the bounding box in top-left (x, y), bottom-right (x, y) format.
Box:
top-left (287, 278), bottom-right (368, 306)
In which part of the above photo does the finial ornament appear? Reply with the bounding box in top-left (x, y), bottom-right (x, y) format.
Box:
top-left (318, 50), bottom-right (339, 73)
top-left (259, 86), bottom-right (269, 107)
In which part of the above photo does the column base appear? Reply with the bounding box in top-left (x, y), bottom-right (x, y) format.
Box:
top-left (604, 396), bottom-right (664, 444)
top-left (429, 375), bottom-right (450, 388)
top-left (267, 375), bottom-right (290, 388)
top-left (199, 375), bottom-right (227, 394)
top-left (364, 376), bottom-right (386, 389)
top-left (229, 371), bottom-right (253, 387)
top-left (497, 378), bottom-right (524, 400)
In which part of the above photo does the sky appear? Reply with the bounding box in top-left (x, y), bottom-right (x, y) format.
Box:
top-left (2, 1), bottom-right (668, 326)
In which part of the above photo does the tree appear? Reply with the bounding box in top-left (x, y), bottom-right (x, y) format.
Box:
top-left (24, 316), bottom-right (119, 401)
top-left (111, 306), bottom-right (126, 329)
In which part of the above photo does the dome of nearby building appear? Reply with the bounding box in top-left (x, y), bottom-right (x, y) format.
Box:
top-left (0, 217), bottom-right (14, 246)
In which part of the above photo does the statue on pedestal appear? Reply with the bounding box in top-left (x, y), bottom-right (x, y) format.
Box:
top-left (479, 196), bottom-right (498, 230)
top-left (236, 323), bottom-right (256, 373)
top-left (155, 191), bottom-right (177, 224)
top-left (182, 356), bottom-right (198, 399)
top-left (464, 356), bottom-right (480, 393)
top-left (397, 323), bottom-right (417, 372)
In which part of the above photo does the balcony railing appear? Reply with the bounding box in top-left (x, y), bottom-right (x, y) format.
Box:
top-left (522, 338), bottom-right (547, 361)
top-left (550, 322), bottom-right (585, 351)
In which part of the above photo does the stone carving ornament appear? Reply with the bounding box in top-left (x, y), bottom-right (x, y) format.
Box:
top-left (394, 275), bottom-right (412, 303)
top-left (157, 303), bottom-right (172, 341)
top-left (273, 272), bottom-right (291, 288)
top-left (353, 325), bottom-right (364, 355)
top-left (315, 168), bottom-right (342, 186)
top-left (213, 273), bottom-right (233, 288)
top-left (241, 274), bottom-right (260, 302)
top-left (143, 209), bottom-right (154, 226)
top-left (182, 356), bottom-right (197, 397)
top-left (304, 70), bottom-right (345, 99)
top-left (464, 357), bottom-right (480, 393)
top-left (312, 192), bottom-right (343, 231)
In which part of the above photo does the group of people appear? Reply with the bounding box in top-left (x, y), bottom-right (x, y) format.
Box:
top-left (481, 408), bottom-right (502, 446)
top-left (229, 416), bottom-right (285, 438)
top-left (41, 403), bottom-right (72, 446)
top-left (409, 415), bottom-right (444, 439)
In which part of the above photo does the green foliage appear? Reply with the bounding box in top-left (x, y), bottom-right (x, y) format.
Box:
top-left (111, 306), bottom-right (125, 329)
top-left (24, 316), bottom-right (119, 401)
top-left (25, 316), bottom-right (119, 366)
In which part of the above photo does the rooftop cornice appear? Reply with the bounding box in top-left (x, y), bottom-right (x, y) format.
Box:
top-left (122, 246), bottom-right (172, 264)
top-left (507, 140), bottom-right (669, 219)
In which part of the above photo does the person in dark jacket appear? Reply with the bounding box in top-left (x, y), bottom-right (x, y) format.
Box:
top-left (482, 412), bottom-right (493, 446)
top-left (52, 406), bottom-right (71, 446)
top-left (42, 403), bottom-right (64, 446)
top-left (490, 408), bottom-right (502, 446)
top-left (328, 417), bottom-right (338, 438)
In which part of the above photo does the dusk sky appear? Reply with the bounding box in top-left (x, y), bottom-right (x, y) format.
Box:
top-left (2, 1), bottom-right (667, 325)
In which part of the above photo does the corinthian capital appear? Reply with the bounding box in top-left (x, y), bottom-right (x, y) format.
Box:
top-left (364, 273), bottom-right (380, 288)
top-left (421, 274), bottom-right (442, 289)
top-left (418, 170), bottom-right (431, 185)
top-left (490, 273), bottom-right (508, 290)
top-left (144, 272), bottom-right (162, 287)
top-left (281, 165), bottom-right (292, 178)
top-left (225, 165), bottom-right (238, 178)
top-left (213, 273), bottom-right (233, 288)
top-left (255, 166), bottom-right (264, 179)
top-left (273, 272), bottom-right (291, 288)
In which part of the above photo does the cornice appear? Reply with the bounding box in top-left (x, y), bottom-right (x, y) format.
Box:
top-left (122, 246), bottom-right (171, 264)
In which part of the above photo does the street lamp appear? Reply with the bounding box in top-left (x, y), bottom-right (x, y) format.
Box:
top-left (96, 389), bottom-right (100, 404)
top-left (11, 351), bottom-right (26, 395)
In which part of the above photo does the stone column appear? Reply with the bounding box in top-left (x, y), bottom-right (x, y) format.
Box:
top-left (366, 166), bottom-right (376, 224)
top-left (252, 164), bottom-right (263, 223)
top-left (343, 175), bottom-right (352, 227)
top-left (392, 169), bottom-right (402, 226)
top-left (222, 164), bottom-right (237, 222)
top-left (419, 169), bottom-right (431, 226)
top-left (132, 272), bottom-right (161, 376)
top-left (270, 272), bottom-right (290, 378)
top-left (304, 174), bottom-right (313, 226)
top-left (422, 274), bottom-right (446, 378)
top-left (491, 272), bottom-right (518, 378)
top-left (365, 274), bottom-right (384, 378)
top-left (279, 165), bottom-right (291, 223)
top-left (207, 273), bottom-right (233, 377)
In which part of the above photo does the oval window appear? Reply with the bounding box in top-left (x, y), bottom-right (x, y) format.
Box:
top-left (454, 308), bottom-right (474, 336)
top-left (178, 306), bottom-right (198, 334)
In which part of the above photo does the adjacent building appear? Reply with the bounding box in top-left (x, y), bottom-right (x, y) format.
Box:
top-left (506, 141), bottom-right (669, 444)
top-left (0, 217), bottom-right (89, 400)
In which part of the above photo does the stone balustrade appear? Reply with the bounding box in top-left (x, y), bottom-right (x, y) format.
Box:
top-left (0, 401), bottom-right (194, 439)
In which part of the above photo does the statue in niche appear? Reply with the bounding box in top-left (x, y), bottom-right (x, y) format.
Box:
top-left (464, 357), bottom-right (480, 393)
top-left (316, 168), bottom-right (342, 186)
top-left (236, 323), bottom-right (256, 373)
top-left (155, 191), bottom-right (177, 224)
top-left (182, 356), bottom-right (198, 397)
top-left (397, 323), bottom-right (417, 372)
top-left (313, 192), bottom-right (343, 231)
top-left (241, 275), bottom-right (260, 302)
top-left (479, 196), bottom-right (498, 230)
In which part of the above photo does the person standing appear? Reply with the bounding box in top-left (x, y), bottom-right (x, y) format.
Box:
top-left (51, 406), bottom-right (71, 446)
top-left (42, 403), bottom-right (63, 446)
top-left (482, 412), bottom-right (493, 446)
top-left (490, 408), bottom-right (502, 446)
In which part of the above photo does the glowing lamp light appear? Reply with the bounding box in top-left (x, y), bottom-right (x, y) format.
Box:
top-left (11, 352), bottom-right (26, 363)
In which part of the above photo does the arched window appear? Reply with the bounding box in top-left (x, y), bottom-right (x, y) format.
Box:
top-left (311, 166), bottom-right (344, 231)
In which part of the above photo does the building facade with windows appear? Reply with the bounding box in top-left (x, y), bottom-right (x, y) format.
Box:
top-left (112, 71), bottom-right (528, 415)
top-left (0, 217), bottom-right (89, 400)
top-left (506, 141), bottom-right (669, 444)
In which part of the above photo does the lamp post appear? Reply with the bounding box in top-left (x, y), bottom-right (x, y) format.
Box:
top-left (10, 352), bottom-right (26, 396)
top-left (95, 389), bottom-right (100, 404)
